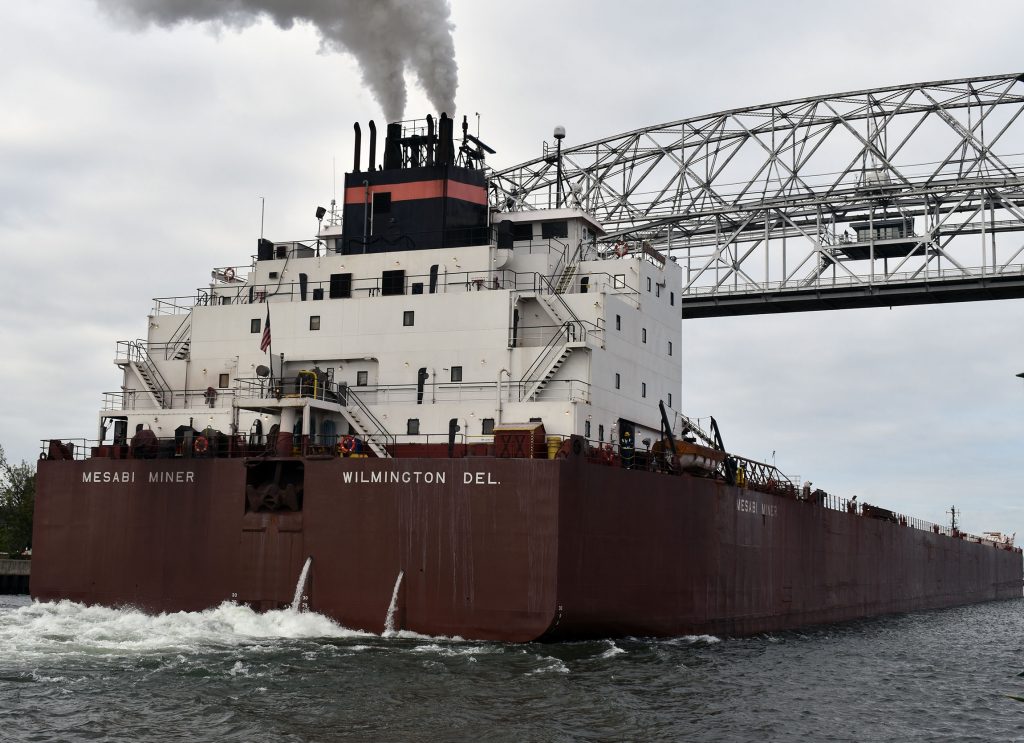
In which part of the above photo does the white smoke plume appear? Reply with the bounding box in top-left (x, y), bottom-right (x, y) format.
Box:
top-left (96, 0), bottom-right (458, 122)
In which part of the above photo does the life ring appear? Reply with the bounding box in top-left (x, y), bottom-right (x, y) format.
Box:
top-left (340, 435), bottom-right (357, 454)
top-left (615, 241), bottom-right (628, 257)
top-left (193, 435), bottom-right (209, 455)
top-left (224, 267), bottom-right (235, 282)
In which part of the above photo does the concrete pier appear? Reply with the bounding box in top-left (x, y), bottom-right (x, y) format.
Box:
top-left (0, 559), bottom-right (30, 594)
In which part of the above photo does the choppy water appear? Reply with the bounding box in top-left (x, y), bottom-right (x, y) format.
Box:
top-left (1, 594), bottom-right (1022, 742)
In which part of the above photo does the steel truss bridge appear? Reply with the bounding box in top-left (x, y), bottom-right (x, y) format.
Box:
top-left (490, 74), bottom-right (1024, 317)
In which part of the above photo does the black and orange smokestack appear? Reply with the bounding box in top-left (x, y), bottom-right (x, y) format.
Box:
top-left (340, 113), bottom-right (491, 254)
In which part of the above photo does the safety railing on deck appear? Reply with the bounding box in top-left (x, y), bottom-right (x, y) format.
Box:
top-left (148, 261), bottom-right (643, 315)
top-left (103, 387), bottom-right (237, 411)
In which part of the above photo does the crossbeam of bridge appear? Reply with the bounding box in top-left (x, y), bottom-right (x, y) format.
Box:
top-left (490, 74), bottom-right (1024, 316)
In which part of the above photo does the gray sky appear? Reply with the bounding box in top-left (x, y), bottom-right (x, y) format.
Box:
top-left (1, 0), bottom-right (1022, 537)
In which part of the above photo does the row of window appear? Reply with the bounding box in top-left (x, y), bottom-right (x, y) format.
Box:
top-left (251, 308), bottom-right (420, 335)
top-left (611, 273), bottom-right (676, 306)
top-left (647, 277), bottom-right (674, 304)
top-left (406, 417), bottom-right (494, 435)
top-left (613, 315), bottom-right (673, 355)
top-left (612, 372), bottom-right (671, 405)
top-left (509, 220), bottom-right (569, 242)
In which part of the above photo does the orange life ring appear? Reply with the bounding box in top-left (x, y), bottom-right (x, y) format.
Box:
top-left (224, 267), bottom-right (235, 282)
top-left (193, 435), bottom-right (208, 455)
top-left (340, 435), bottom-right (357, 453)
top-left (615, 241), bottom-right (628, 257)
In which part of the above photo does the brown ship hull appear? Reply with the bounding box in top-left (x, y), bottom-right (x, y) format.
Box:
top-left (32, 454), bottom-right (1023, 641)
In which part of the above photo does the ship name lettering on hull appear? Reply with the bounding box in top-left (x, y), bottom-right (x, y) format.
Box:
top-left (736, 497), bottom-right (777, 517)
top-left (80, 470), bottom-right (195, 484)
top-left (463, 471), bottom-right (500, 486)
top-left (342, 470), bottom-right (447, 484)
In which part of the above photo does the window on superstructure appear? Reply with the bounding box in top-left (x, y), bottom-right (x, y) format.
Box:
top-left (642, 382), bottom-right (647, 398)
top-left (482, 418), bottom-right (495, 435)
top-left (310, 315), bottom-right (320, 331)
top-left (599, 424), bottom-right (605, 442)
top-left (329, 273), bottom-right (352, 299)
top-left (451, 366), bottom-right (463, 382)
top-left (613, 274), bottom-right (625, 289)
top-left (655, 284), bottom-right (661, 297)
top-left (642, 328), bottom-right (647, 344)
top-left (584, 420), bottom-right (591, 439)
top-left (670, 291), bottom-right (675, 306)
top-left (647, 277), bottom-right (652, 292)
top-left (218, 373), bottom-right (229, 388)
top-left (382, 270), bottom-right (405, 296)
top-left (250, 319), bottom-right (261, 334)
top-left (615, 373), bottom-right (620, 390)
top-left (541, 221), bottom-right (568, 240)
top-left (356, 371), bottom-right (368, 386)
top-left (403, 311), bottom-right (414, 327)
top-left (615, 315), bottom-right (621, 331)
top-left (512, 223), bottom-right (533, 241)
top-left (668, 341), bottom-right (673, 356)
top-left (407, 418), bottom-right (420, 435)
top-left (668, 393), bottom-right (673, 408)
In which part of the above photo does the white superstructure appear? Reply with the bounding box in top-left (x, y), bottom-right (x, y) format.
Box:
top-left (102, 117), bottom-right (682, 458)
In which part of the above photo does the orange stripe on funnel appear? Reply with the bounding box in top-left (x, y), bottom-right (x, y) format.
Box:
top-left (345, 179), bottom-right (486, 206)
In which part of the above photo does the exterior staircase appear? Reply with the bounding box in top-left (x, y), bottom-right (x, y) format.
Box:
top-left (521, 338), bottom-right (587, 401)
top-left (554, 264), bottom-right (577, 294)
top-left (165, 312), bottom-right (193, 360)
top-left (516, 259), bottom-right (602, 402)
top-left (340, 386), bottom-right (394, 458)
top-left (171, 339), bottom-right (191, 361)
top-left (117, 340), bottom-right (172, 409)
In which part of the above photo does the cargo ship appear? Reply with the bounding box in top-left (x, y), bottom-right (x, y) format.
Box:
top-left (32, 114), bottom-right (1022, 641)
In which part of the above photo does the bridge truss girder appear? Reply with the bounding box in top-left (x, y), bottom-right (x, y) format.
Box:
top-left (490, 74), bottom-right (1024, 315)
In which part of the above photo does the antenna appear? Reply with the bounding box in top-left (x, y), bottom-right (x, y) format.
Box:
top-left (259, 196), bottom-right (265, 239)
top-left (948, 505), bottom-right (959, 531)
top-left (553, 125), bottom-right (566, 208)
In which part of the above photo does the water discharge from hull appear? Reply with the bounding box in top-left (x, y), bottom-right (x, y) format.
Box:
top-left (291, 557), bottom-right (312, 612)
top-left (383, 570), bottom-right (405, 635)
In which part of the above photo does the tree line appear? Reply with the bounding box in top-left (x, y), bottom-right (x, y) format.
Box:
top-left (0, 445), bottom-right (35, 556)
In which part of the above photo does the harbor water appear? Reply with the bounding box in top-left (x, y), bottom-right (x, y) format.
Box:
top-left (1, 594), bottom-right (1022, 742)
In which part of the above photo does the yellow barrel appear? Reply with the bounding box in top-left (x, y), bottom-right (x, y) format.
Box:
top-left (546, 436), bottom-right (562, 460)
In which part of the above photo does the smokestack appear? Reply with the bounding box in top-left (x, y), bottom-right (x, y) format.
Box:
top-left (409, 136), bottom-right (421, 168)
top-left (426, 114), bottom-right (435, 166)
top-left (384, 122), bottom-right (403, 170)
top-left (368, 121), bottom-right (377, 171)
top-left (437, 113), bottom-right (454, 166)
top-left (353, 122), bottom-right (362, 172)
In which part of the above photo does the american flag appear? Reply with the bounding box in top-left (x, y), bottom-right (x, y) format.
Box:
top-left (260, 308), bottom-right (271, 352)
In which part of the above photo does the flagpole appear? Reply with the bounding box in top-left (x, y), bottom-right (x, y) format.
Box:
top-left (267, 303), bottom-right (273, 384)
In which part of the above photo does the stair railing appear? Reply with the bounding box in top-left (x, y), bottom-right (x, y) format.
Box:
top-left (536, 272), bottom-right (587, 338)
top-left (127, 339), bottom-right (173, 409)
top-left (165, 311), bottom-right (193, 360)
top-left (520, 322), bottom-right (579, 401)
top-left (343, 385), bottom-right (396, 455)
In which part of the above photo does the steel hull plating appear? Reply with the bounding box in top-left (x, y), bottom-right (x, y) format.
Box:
top-left (32, 457), bottom-right (1022, 641)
